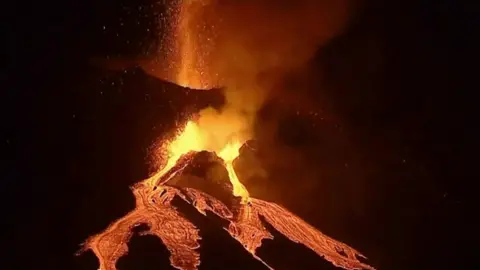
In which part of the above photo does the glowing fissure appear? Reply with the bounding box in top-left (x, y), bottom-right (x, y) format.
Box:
top-left (79, 120), bottom-right (374, 270)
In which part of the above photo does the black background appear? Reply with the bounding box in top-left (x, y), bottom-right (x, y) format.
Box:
top-left (3, 0), bottom-right (474, 269)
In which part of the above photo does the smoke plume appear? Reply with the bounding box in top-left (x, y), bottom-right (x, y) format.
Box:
top-left (158, 0), bottom-right (353, 148)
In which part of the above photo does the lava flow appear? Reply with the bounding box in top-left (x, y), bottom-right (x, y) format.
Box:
top-left (78, 120), bottom-right (374, 270)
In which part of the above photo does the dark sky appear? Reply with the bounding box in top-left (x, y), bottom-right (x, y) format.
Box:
top-left (3, 0), bottom-right (473, 270)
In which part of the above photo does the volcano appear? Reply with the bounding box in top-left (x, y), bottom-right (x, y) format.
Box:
top-left (73, 1), bottom-right (374, 266)
top-left (77, 141), bottom-right (374, 270)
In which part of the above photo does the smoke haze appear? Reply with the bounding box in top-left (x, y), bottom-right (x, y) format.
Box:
top-left (159, 0), bottom-right (353, 151)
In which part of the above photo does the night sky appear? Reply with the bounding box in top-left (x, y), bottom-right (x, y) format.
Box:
top-left (4, 0), bottom-right (472, 269)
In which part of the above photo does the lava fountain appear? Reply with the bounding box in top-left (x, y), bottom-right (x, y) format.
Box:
top-left (164, 0), bottom-right (216, 89)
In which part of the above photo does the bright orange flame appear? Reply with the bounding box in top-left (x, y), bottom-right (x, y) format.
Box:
top-left (145, 121), bottom-right (202, 186)
top-left (146, 119), bottom-right (249, 202)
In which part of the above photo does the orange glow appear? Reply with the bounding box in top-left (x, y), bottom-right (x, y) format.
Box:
top-left (145, 111), bottom-right (250, 206)
top-left (79, 1), bottom-right (374, 269)
top-left (145, 121), bottom-right (201, 186)
top-left (145, 121), bottom-right (204, 186)
top-left (146, 118), bottom-right (250, 203)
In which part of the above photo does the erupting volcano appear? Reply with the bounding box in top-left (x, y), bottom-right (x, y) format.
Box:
top-left (77, 0), bottom-right (374, 269)
top-left (78, 119), bottom-right (374, 270)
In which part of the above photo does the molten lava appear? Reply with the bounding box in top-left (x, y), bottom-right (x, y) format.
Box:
top-left (217, 142), bottom-right (250, 201)
top-left (78, 120), bottom-right (374, 270)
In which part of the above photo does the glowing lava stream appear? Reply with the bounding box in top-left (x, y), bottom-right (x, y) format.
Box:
top-left (217, 142), bottom-right (250, 201)
top-left (78, 120), bottom-right (374, 270)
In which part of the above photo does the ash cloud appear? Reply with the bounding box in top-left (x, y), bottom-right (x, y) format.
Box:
top-left (200, 0), bottom-right (352, 85)
top-left (170, 0), bottom-right (353, 144)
